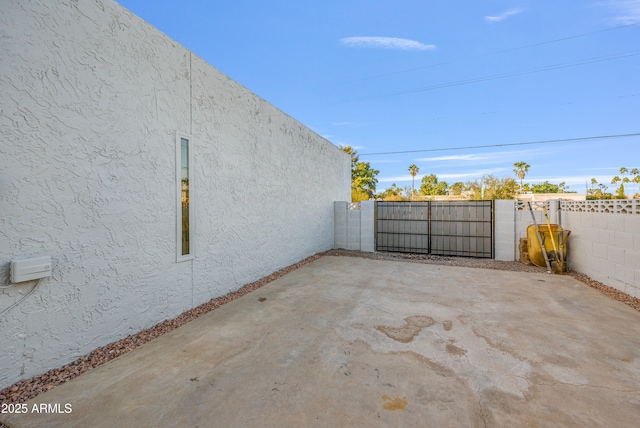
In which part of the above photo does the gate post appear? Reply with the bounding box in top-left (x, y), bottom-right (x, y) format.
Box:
top-left (360, 201), bottom-right (375, 252)
top-left (494, 200), bottom-right (516, 261)
top-left (334, 201), bottom-right (348, 249)
top-left (428, 201), bottom-right (432, 254)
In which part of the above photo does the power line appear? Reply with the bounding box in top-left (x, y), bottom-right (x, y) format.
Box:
top-left (341, 50), bottom-right (640, 103)
top-left (341, 23), bottom-right (639, 84)
top-left (359, 133), bottom-right (640, 156)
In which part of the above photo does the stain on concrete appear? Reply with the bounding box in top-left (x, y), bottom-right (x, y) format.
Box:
top-left (392, 350), bottom-right (458, 378)
top-left (446, 341), bottom-right (467, 357)
top-left (258, 297), bottom-right (267, 302)
top-left (442, 320), bottom-right (453, 331)
top-left (382, 395), bottom-right (407, 411)
top-left (472, 327), bottom-right (515, 356)
top-left (472, 404), bottom-right (496, 427)
top-left (545, 353), bottom-right (578, 368)
top-left (376, 315), bottom-right (435, 343)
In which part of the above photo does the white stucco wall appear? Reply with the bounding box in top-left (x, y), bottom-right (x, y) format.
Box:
top-left (0, 0), bottom-right (350, 389)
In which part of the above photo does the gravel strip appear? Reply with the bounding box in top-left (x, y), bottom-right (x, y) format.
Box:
top-left (2, 249), bottom-right (637, 417)
top-left (325, 248), bottom-right (543, 272)
top-left (568, 271), bottom-right (640, 311)
top-left (0, 253), bottom-right (323, 408)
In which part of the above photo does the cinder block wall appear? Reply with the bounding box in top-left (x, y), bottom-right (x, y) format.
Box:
top-left (334, 202), bottom-right (375, 252)
top-left (562, 211), bottom-right (640, 298)
top-left (503, 200), bottom-right (640, 299)
top-left (0, 0), bottom-right (350, 389)
top-left (494, 200), bottom-right (515, 261)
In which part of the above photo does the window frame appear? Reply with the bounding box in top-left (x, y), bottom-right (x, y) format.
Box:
top-left (176, 132), bottom-right (194, 262)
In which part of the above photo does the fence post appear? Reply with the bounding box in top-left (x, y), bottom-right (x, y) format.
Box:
top-left (360, 201), bottom-right (375, 252)
top-left (494, 200), bottom-right (516, 261)
top-left (334, 201), bottom-right (347, 249)
top-left (548, 200), bottom-right (560, 224)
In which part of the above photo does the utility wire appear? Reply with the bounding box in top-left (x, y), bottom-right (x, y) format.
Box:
top-left (342, 23), bottom-right (639, 84)
top-left (0, 280), bottom-right (41, 319)
top-left (342, 50), bottom-right (640, 103)
top-left (359, 133), bottom-right (640, 156)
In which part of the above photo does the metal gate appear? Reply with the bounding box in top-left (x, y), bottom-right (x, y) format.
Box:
top-left (375, 201), bottom-right (494, 258)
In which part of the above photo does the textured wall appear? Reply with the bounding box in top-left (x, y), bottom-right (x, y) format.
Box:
top-left (0, 0), bottom-right (350, 389)
top-left (561, 212), bottom-right (640, 298)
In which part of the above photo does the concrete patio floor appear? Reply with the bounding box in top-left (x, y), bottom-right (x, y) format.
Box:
top-left (3, 255), bottom-right (640, 427)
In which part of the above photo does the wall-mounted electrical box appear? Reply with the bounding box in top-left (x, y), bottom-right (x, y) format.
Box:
top-left (10, 256), bottom-right (52, 283)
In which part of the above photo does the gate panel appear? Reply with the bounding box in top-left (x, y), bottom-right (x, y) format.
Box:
top-left (430, 201), bottom-right (493, 258)
top-left (375, 201), bottom-right (494, 258)
top-left (376, 202), bottom-right (430, 253)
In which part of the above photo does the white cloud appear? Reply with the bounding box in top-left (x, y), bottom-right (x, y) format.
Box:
top-left (414, 147), bottom-right (558, 164)
top-left (598, 0), bottom-right (640, 23)
top-left (340, 37), bottom-right (436, 51)
top-left (485, 8), bottom-right (526, 22)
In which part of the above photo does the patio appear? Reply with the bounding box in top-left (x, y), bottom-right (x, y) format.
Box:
top-left (3, 255), bottom-right (640, 427)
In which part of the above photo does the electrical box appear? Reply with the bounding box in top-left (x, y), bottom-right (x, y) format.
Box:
top-left (10, 256), bottom-right (52, 283)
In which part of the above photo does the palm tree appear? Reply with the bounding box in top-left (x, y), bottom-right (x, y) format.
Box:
top-left (613, 167), bottom-right (631, 198)
top-left (408, 164), bottom-right (419, 200)
top-left (631, 168), bottom-right (639, 197)
top-left (513, 162), bottom-right (530, 193)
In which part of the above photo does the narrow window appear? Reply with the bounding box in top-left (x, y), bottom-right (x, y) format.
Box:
top-left (177, 133), bottom-right (193, 261)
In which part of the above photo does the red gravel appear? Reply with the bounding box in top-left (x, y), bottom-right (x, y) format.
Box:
top-left (1, 249), bottom-right (638, 416)
top-left (568, 271), bottom-right (640, 311)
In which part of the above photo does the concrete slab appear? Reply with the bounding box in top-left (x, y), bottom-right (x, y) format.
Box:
top-left (3, 256), bottom-right (640, 427)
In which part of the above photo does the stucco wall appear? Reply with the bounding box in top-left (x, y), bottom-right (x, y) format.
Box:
top-left (0, 0), bottom-right (350, 389)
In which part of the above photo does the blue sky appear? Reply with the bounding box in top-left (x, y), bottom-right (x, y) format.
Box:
top-left (117, 0), bottom-right (640, 194)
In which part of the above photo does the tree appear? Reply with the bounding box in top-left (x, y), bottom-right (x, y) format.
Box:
top-left (587, 178), bottom-right (616, 200)
top-left (632, 168), bottom-right (640, 197)
top-left (466, 175), bottom-right (517, 200)
top-left (558, 182), bottom-right (568, 193)
top-left (513, 162), bottom-right (530, 192)
top-left (450, 182), bottom-right (465, 196)
top-left (531, 181), bottom-right (560, 194)
top-left (611, 167), bottom-right (631, 199)
top-left (420, 174), bottom-right (448, 196)
top-left (408, 164), bottom-right (419, 200)
top-left (340, 146), bottom-right (379, 202)
top-left (376, 183), bottom-right (405, 201)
